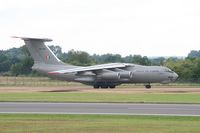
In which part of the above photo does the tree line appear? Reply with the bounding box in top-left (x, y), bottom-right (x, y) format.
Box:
top-left (0, 45), bottom-right (200, 82)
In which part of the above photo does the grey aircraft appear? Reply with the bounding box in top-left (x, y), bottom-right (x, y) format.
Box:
top-left (13, 37), bottom-right (178, 89)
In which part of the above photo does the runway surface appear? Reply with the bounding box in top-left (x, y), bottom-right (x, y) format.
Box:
top-left (0, 102), bottom-right (200, 116)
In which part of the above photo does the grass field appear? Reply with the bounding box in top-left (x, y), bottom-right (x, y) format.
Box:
top-left (0, 92), bottom-right (200, 103)
top-left (1, 76), bottom-right (200, 103)
top-left (1, 76), bottom-right (200, 133)
top-left (0, 114), bottom-right (199, 133)
top-left (1, 76), bottom-right (200, 88)
top-left (0, 76), bottom-right (200, 103)
top-left (0, 76), bottom-right (81, 87)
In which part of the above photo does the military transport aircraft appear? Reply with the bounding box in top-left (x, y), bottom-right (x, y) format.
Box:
top-left (13, 37), bottom-right (178, 89)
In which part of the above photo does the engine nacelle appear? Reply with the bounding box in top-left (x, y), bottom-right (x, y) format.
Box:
top-left (98, 72), bottom-right (120, 80)
top-left (119, 71), bottom-right (133, 79)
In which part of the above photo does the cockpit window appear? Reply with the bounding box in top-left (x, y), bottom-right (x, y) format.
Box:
top-left (166, 70), bottom-right (174, 73)
top-left (163, 68), bottom-right (174, 73)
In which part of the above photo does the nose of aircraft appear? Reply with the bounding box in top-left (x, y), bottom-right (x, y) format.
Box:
top-left (173, 72), bottom-right (178, 81)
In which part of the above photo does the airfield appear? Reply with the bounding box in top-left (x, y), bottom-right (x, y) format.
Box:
top-left (0, 86), bottom-right (200, 116)
top-left (1, 78), bottom-right (200, 133)
top-left (1, 85), bottom-right (200, 93)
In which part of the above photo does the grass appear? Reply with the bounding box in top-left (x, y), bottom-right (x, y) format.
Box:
top-left (0, 76), bottom-right (84, 87)
top-left (1, 76), bottom-right (200, 104)
top-left (1, 76), bottom-right (200, 87)
top-left (0, 92), bottom-right (200, 103)
top-left (0, 114), bottom-right (200, 133)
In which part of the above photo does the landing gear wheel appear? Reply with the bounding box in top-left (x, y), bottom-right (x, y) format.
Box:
top-left (145, 85), bottom-right (151, 89)
top-left (101, 85), bottom-right (109, 89)
top-left (109, 85), bottom-right (116, 89)
top-left (93, 85), bottom-right (100, 89)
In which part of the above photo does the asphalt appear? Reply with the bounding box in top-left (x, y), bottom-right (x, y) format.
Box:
top-left (0, 102), bottom-right (200, 116)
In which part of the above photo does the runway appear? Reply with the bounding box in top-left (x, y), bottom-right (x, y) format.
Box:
top-left (0, 102), bottom-right (200, 116)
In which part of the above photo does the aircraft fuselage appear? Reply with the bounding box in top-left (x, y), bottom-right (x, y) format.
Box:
top-left (33, 63), bottom-right (178, 89)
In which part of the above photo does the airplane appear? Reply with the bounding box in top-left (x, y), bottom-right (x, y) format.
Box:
top-left (13, 36), bottom-right (178, 89)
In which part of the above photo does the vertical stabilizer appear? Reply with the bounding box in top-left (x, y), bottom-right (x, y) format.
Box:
top-left (13, 36), bottom-right (65, 65)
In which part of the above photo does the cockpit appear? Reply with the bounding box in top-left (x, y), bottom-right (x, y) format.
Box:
top-left (161, 67), bottom-right (178, 82)
top-left (163, 67), bottom-right (174, 73)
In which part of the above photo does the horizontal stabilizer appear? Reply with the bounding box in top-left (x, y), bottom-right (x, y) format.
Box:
top-left (12, 36), bottom-right (52, 42)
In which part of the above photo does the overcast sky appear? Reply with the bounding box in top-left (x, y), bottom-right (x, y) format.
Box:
top-left (1, 0), bottom-right (200, 57)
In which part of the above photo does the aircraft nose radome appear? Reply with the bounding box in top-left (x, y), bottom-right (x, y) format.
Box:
top-left (174, 73), bottom-right (178, 80)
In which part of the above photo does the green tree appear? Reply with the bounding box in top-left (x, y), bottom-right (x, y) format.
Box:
top-left (131, 55), bottom-right (151, 65)
top-left (150, 57), bottom-right (166, 65)
top-left (165, 58), bottom-right (198, 82)
top-left (92, 54), bottom-right (122, 64)
top-left (11, 63), bottom-right (23, 76)
top-left (65, 50), bottom-right (94, 66)
top-left (49, 45), bottom-right (63, 59)
top-left (10, 57), bottom-right (33, 76)
top-left (188, 50), bottom-right (200, 58)
top-left (0, 51), bottom-right (11, 72)
top-left (21, 56), bottom-right (34, 74)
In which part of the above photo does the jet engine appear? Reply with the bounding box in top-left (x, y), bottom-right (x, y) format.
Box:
top-left (119, 71), bottom-right (133, 79)
top-left (112, 68), bottom-right (133, 79)
top-left (98, 72), bottom-right (120, 80)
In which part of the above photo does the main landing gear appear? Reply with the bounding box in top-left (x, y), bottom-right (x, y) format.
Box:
top-left (93, 85), bottom-right (116, 89)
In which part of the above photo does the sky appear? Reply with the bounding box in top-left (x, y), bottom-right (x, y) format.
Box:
top-left (0, 0), bottom-right (200, 57)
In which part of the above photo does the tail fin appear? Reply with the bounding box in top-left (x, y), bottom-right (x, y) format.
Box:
top-left (12, 36), bottom-right (65, 65)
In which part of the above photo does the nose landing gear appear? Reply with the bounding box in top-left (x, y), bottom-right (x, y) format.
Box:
top-left (145, 84), bottom-right (151, 89)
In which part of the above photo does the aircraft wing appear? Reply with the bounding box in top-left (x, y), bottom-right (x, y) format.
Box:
top-left (48, 63), bottom-right (132, 74)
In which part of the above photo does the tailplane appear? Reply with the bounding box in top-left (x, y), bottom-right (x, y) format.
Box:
top-left (12, 36), bottom-right (65, 65)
